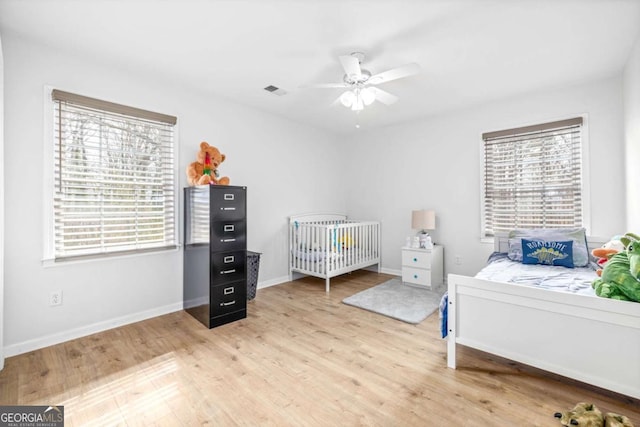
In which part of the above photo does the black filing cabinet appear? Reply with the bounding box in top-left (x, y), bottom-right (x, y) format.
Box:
top-left (184, 185), bottom-right (247, 328)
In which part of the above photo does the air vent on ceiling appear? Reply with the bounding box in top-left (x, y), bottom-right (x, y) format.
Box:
top-left (264, 85), bottom-right (287, 96)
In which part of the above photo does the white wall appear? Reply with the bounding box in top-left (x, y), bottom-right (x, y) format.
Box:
top-left (623, 36), bottom-right (640, 232)
top-left (345, 76), bottom-right (626, 277)
top-left (2, 33), bottom-right (346, 355)
top-left (2, 29), bottom-right (632, 357)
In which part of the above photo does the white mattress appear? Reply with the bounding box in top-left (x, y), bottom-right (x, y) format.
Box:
top-left (292, 248), bottom-right (340, 262)
top-left (475, 253), bottom-right (598, 296)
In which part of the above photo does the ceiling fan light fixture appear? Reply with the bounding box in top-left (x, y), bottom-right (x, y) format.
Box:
top-left (303, 52), bottom-right (420, 113)
top-left (340, 90), bottom-right (356, 107)
top-left (361, 87), bottom-right (375, 105)
top-left (351, 96), bottom-right (364, 111)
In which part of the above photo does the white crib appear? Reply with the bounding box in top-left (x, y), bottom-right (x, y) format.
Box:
top-left (289, 213), bottom-right (381, 292)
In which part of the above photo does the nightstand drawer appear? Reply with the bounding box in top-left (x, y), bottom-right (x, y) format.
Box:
top-left (402, 251), bottom-right (432, 268)
top-left (402, 267), bottom-right (432, 287)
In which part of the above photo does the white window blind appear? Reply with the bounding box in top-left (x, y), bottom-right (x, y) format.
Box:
top-left (51, 89), bottom-right (177, 260)
top-left (482, 117), bottom-right (583, 238)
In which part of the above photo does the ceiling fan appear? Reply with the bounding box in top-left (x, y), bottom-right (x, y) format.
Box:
top-left (302, 52), bottom-right (420, 111)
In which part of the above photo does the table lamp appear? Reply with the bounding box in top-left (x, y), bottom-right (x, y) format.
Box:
top-left (412, 210), bottom-right (436, 249)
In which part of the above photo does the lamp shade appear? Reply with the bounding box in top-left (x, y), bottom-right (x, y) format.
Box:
top-left (412, 210), bottom-right (436, 231)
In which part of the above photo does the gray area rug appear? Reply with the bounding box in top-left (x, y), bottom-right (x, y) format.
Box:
top-left (342, 278), bottom-right (445, 324)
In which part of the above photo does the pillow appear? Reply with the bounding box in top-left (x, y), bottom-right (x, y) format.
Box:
top-left (507, 227), bottom-right (589, 267)
top-left (521, 239), bottom-right (574, 268)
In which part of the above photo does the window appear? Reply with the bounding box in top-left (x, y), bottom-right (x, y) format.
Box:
top-left (50, 89), bottom-right (177, 261)
top-left (482, 117), bottom-right (584, 238)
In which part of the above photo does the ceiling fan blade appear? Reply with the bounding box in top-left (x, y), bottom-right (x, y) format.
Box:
top-left (369, 87), bottom-right (398, 105)
top-left (300, 82), bottom-right (349, 89)
top-left (368, 63), bottom-right (421, 85)
top-left (339, 55), bottom-right (362, 78)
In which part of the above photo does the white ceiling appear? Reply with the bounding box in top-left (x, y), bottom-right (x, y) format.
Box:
top-left (1, 0), bottom-right (639, 134)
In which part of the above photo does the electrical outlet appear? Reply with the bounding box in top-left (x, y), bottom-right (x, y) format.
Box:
top-left (50, 290), bottom-right (63, 306)
top-left (455, 255), bottom-right (462, 265)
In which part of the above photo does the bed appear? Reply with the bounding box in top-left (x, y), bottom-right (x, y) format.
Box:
top-left (446, 232), bottom-right (640, 399)
top-left (289, 213), bottom-right (381, 292)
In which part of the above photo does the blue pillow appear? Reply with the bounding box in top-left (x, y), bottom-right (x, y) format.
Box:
top-left (507, 227), bottom-right (589, 267)
top-left (521, 239), bottom-right (574, 268)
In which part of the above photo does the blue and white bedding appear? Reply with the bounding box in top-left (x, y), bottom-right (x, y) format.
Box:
top-left (439, 252), bottom-right (598, 338)
top-left (476, 252), bottom-right (597, 296)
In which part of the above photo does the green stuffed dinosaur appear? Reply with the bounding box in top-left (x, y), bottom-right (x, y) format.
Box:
top-left (592, 232), bottom-right (640, 302)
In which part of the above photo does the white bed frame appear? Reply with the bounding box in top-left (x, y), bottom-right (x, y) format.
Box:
top-left (289, 213), bottom-right (381, 292)
top-left (447, 235), bottom-right (640, 399)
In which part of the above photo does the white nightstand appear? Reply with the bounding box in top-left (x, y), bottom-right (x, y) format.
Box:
top-left (401, 245), bottom-right (444, 289)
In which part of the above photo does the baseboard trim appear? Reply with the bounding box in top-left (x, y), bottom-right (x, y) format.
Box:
top-left (4, 302), bottom-right (183, 358)
top-left (257, 275), bottom-right (290, 289)
top-left (381, 267), bottom-right (401, 276)
top-left (258, 269), bottom-right (400, 289)
top-left (5, 269), bottom-right (403, 357)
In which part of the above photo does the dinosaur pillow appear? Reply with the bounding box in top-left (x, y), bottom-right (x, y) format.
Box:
top-left (521, 239), bottom-right (574, 268)
top-left (508, 228), bottom-right (589, 267)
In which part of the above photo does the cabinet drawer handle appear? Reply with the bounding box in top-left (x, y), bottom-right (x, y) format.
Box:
top-left (224, 224), bottom-right (235, 232)
top-left (221, 269), bottom-right (236, 275)
top-left (224, 194), bottom-right (235, 200)
top-left (221, 238), bottom-right (236, 243)
top-left (220, 300), bottom-right (236, 306)
top-left (221, 207), bottom-right (236, 211)
top-left (413, 274), bottom-right (418, 279)
top-left (223, 287), bottom-right (235, 295)
top-left (413, 257), bottom-right (417, 262)
top-left (223, 256), bottom-right (235, 263)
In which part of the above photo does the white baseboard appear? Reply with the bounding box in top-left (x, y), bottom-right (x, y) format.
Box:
top-left (4, 302), bottom-right (183, 358)
top-left (381, 267), bottom-right (401, 276)
top-left (254, 269), bottom-right (398, 290)
top-left (5, 269), bottom-right (399, 358)
top-left (258, 269), bottom-right (400, 289)
top-left (257, 275), bottom-right (290, 289)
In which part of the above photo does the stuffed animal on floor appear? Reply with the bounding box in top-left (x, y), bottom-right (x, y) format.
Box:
top-left (604, 413), bottom-right (635, 427)
top-left (555, 402), bottom-right (604, 426)
top-left (186, 141), bottom-right (230, 186)
top-left (592, 232), bottom-right (640, 302)
top-left (554, 403), bottom-right (635, 427)
top-left (592, 236), bottom-right (626, 277)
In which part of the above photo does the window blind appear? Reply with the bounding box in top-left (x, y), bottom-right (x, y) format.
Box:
top-left (51, 90), bottom-right (177, 260)
top-left (482, 117), bottom-right (583, 238)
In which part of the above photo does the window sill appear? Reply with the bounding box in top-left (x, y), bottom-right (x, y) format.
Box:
top-left (41, 245), bottom-right (182, 268)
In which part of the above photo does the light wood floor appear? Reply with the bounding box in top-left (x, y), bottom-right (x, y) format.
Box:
top-left (1, 271), bottom-right (638, 426)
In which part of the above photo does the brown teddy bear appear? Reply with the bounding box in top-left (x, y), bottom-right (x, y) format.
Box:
top-left (554, 402), bottom-right (634, 427)
top-left (186, 141), bottom-right (230, 186)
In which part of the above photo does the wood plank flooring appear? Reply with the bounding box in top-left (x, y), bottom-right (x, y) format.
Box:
top-left (1, 270), bottom-right (638, 426)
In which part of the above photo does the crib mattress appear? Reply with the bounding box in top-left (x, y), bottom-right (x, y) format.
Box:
top-left (292, 248), bottom-right (342, 262)
top-left (292, 247), bottom-right (376, 273)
